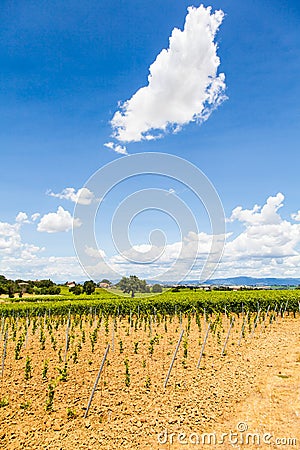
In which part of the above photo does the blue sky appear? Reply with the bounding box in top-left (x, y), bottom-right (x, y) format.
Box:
top-left (1, 0), bottom-right (300, 282)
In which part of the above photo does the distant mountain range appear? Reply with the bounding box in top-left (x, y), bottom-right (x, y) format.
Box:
top-left (61, 276), bottom-right (300, 287)
top-left (104, 276), bottom-right (300, 286)
top-left (174, 276), bottom-right (300, 286)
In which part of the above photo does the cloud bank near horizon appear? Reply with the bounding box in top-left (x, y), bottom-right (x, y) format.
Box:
top-left (107, 4), bottom-right (226, 153)
top-left (1, 193), bottom-right (300, 281)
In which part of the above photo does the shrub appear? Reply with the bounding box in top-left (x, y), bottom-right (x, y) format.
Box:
top-left (152, 284), bottom-right (163, 293)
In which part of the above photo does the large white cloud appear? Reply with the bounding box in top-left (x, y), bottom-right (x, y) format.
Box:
top-left (228, 192), bottom-right (284, 226)
top-left (110, 4), bottom-right (226, 144)
top-left (37, 206), bottom-right (81, 233)
top-left (47, 187), bottom-right (95, 205)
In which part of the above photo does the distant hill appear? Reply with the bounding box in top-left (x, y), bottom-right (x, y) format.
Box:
top-left (15, 275), bottom-right (300, 288)
top-left (176, 276), bottom-right (300, 286)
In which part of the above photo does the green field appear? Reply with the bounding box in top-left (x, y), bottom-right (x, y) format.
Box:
top-left (0, 288), bottom-right (299, 317)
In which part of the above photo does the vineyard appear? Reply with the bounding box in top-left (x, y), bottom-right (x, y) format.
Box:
top-left (0, 289), bottom-right (299, 449)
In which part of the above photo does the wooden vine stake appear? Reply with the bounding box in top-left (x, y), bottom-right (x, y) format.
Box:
top-left (237, 312), bottom-right (248, 347)
top-left (111, 317), bottom-right (115, 352)
top-left (0, 316), bottom-right (5, 341)
top-left (250, 309), bottom-right (261, 339)
top-left (221, 317), bottom-right (234, 356)
top-left (153, 307), bottom-right (157, 324)
top-left (197, 322), bottom-right (211, 369)
top-left (283, 301), bottom-right (288, 317)
top-left (164, 330), bottom-right (184, 388)
top-left (84, 344), bottom-right (110, 418)
top-left (1, 329), bottom-right (8, 379)
top-left (270, 304), bottom-right (277, 326)
top-left (25, 311), bottom-right (29, 348)
top-left (259, 305), bottom-right (270, 336)
top-left (64, 310), bottom-right (71, 363)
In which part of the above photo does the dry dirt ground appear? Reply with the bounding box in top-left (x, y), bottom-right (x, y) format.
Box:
top-left (0, 312), bottom-right (299, 449)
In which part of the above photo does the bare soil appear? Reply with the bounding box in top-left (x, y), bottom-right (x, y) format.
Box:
top-left (0, 312), bottom-right (299, 449)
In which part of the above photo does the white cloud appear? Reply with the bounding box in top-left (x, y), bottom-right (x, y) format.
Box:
top-left (95, 194), bottom-right (300, 280)
top-left (37, 206), bottom-right (81, 233)
top-left (31, 213), bottom-right (40, 222)
top-left (2, 193), bottom-right (300, 282)
top-left (225, 193), bottom-right (300, 260)
top-left (47, 187), bottom-right (95, 205)
top-left (228, 193), bottom-right (284, 225)
top-left (104, 142), bottom-right (128, 155)
top-left (0, 219), bottom-right (43, 260)
top-left (0, 215), bottom-right (80, 280)
top-left (110, 4), bottom-right (226, 143)
top-left (0, 222), bottom-right (21, 253)
top-left (102, 230), bottom-right (226, 281)
top-left (84, 246), bottom-right (106, 259)
top-left (20, 244), bottom-right (43, 261)
top-left (291, 210), bottom-right (300, 221)
top-left (0, 255), bottom-right (86, 282)
top-left (16, 212), bottom-right (30, 223)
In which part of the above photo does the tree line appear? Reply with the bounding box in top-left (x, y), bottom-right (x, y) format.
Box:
top-left (0, 276), bottom-right (61, 297)
top-left (0, 274), bottom-right (164, 298)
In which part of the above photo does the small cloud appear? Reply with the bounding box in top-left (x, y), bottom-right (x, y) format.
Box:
top-left (104, 142), bottom-right (128, 155)
top-left (37, 206), bottom-right (81, 233)
top-left (47, 187), bottom-right (95, 205)
top-left (291, 211), bottom-right (300, 221)
top-left (85, 246), bottom-right (106, 259)
top-left (16, 212), bottom-right (30, 223)
top-left (167, 188), bottom-right (176, 195)
top-left (31, 213), bottom-right (40, 222)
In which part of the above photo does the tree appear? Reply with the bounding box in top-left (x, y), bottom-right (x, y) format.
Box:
top-left (0, 283), bottom-right (8, 295)
top-left (117, 275), bottom-right (148, 298)
top-left (70, 285), bottom-right (82, 295)
top-left (99, 279), bottom-right (111, 285)
top-left (8, 284), bottom-right (15, 298)
top-left (34, 279), bottom-right (54, 289)
top-left (152, 284), bottom-right (163, 293)
top-left (34, 286), bottom-right (61, 295)
top-left (83, 280), bottom-right (96, 295)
